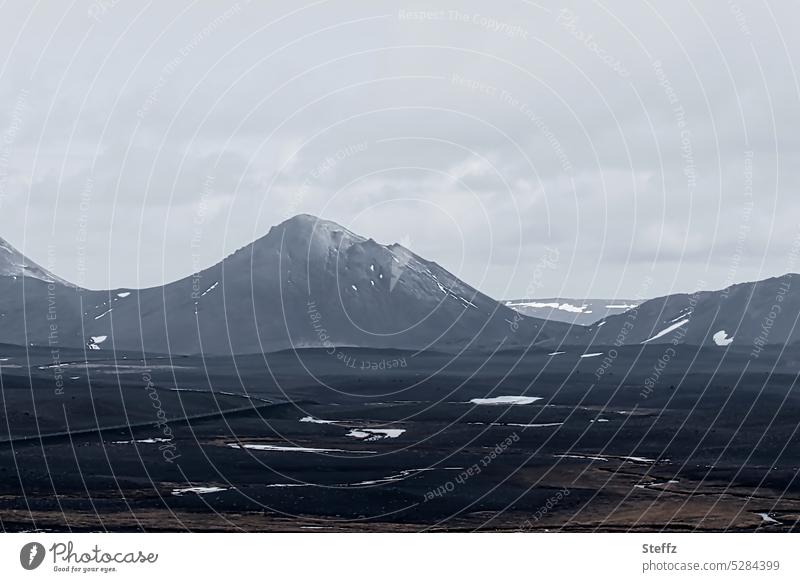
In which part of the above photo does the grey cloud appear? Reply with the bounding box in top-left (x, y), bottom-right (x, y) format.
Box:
top-left (0, 0), bottom-right (798, 298)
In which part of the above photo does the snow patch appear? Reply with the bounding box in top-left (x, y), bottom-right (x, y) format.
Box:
top-left (555, 454), bottom-right (608, 462)
top-left (469, 396), bottom-right (541, 405)
top-left (634, 480), bottom-right (678, 490)
top-left (456, 295), bottom-right (478, 309)
top-left (228, 442), bottom-right (374, 454)
top-left (350, 468), bottom-right (442, 486)
top-left (757, 512), bottom-right (780, 524)
top-left (620, 456), bottom-right (657, 463)
top-left (641, 319), bottom-right (689, 344)
top-left (172, 486), bottom-right (228, 496)
top-left (112, 437), bottom-right (170, 444)
top-left (713, 330), bottom-right (733, 346)
top-left (506, 301), bottom-right (590, 313)
top-left (201, 281), bottom-right (219, 296)
top-left (94, 308), bottom-right (112, 320)
top-left (345, 428), bottom-right (406, 441)
top-left (299, 416), bottom-right (337, 425)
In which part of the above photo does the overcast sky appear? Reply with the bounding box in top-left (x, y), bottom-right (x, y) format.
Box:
top-left (1, 0), bottom-right (799, 300)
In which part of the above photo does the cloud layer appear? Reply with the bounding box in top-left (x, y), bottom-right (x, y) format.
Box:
top-left (1, 0), bottom-right (798, 300)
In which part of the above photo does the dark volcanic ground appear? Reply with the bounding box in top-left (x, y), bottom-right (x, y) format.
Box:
top-left (1, 343), bottom-right (799, 532)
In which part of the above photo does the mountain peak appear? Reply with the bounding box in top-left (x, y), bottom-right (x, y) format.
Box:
top-left (276, 213), bottom-right (359, 236)
top-left (279, 213), bottom-right (325, 227)
top-left (263, 214), bottom-right (365, 251)
top-left (0, 237), bottom-right (74, 286)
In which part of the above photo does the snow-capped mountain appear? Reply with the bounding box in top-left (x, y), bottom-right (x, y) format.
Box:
top-left (504, 298), bottom-right (640, 326)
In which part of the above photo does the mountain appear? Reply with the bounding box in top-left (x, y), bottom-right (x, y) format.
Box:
top-left (586, 274), bottom-right (799, 349)
top-left (2, 218), bottom-right (798, 355)
top-left (0, 237), bottom-right (72, 286)
top-left (0, 237), bottom-right (92, 349)
top-left (81, 215), bottom-right (575, 354)
top-left (504, 298), bottom-right (640, 325)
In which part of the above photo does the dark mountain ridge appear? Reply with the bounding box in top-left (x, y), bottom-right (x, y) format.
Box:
top-left (1, 217), bottom-right (797, 355)
top-left (585, 273), bottom-right (799, 349)
top-left (0, 216), bottom-right (574, 354)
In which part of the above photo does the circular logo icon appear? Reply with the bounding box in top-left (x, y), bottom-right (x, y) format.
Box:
top-left (20, 542), bottom-right (46, 570)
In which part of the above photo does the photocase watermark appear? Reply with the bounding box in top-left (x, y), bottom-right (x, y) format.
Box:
top-left (519, 487), bottom-right (571, 530)
top-left (398, 9), bottom-right (529, 39)
top-left (640, 283), bottom-right (704, 399)
top-left (0, 88), bottom-right (28, 210)
top-left (87, 0), bottom-right (122, 22)
top-left (728, 0), bottom-right (752, 38)
top-left (450, 73), bottom-right (499, 98)
top-left (786, 227), bottom-right (800, 274)
top-left (20, 539), bottom-right (159, 573)
top-left (500, 89), bottom-right (573, 172)
top-left (423, 432), bottom-right (519, 501)
top-left (722, 150), bottom-right (755, 294)
top-left (44, 245), bottom-right (65, 396)
top-left (288, 141), bottom-right (369, 217)
top-left (653, 60), bottom-right (696, 194)
top-left (641, 346), bottom-right (678, 398)
top-left (449, 10), bottom-right (529, 39)
top-left (750, 277), bottom-right (791, 359)
top-left (136, 2), bottom-right (249, 119)
top-left (20, 542), bottom-right (46, 570)
top-left (75, 176), bottom-right (94, 287)
top-left (397, 8), bottom-right (446, 21)
top-left (593, 275), bottom-right (654, 380)
top-left (750, 227), bottom-right (800, 358)
top-left (509, 246), bottom-right (560, 332)
top-left (49, 541), bottom-right (157, 574)
top-left (557, 9), bottom-right (629, 77)
top-left (142, 373), bottom-right (181, 463)
top-left (190, 174), bottom-right (215, 309)
top-left (450, 75), bottom-right (573, 172)
top-left (306, 300), bottom-right (408, 370)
